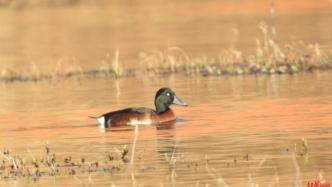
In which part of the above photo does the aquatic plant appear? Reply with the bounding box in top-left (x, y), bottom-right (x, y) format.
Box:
top-left (1, 23), bottom-right (332, 83)
top-left (0, 51), bottom-right (132, 83)
top-left (99, 49), bottom-right (124, 78)
top-left (0, 137), bottom-right (328, 187)
top-left (0, 143), bottom-right (128, 180)
top-left (0, 0), bottom-right (80, 9)
top-left (140, 22), bottom-right (332, 77)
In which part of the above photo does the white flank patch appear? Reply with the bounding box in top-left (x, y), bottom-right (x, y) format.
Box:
top-left (128, 119), bottom-right (152, 126)
top-left (96, 116), bottom-right (105, 128)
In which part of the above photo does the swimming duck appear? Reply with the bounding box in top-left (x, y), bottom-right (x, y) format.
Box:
top-left (92, 88), bottom-right (187, 128)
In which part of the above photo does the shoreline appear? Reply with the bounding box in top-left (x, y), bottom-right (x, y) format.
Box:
top-left (1, 42), bottom-right (332, 83)
top-left (1, 61), bottom-right (331, 83)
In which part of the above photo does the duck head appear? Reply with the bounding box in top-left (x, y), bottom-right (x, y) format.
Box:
top-left (154, 87), bottom-right (188, 113)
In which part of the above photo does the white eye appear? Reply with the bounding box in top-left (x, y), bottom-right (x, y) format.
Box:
top-left (166, 93), bottom-right (170, 96)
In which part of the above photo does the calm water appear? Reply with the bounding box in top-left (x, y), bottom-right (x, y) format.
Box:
top-left (0, 72), bottom-right (331, 186)
top-left (0, 1), bottom-right (332, 186)
top-left (0, 0), bottom-right (332, 72)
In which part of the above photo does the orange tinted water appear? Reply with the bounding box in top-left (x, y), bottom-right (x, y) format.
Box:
top-left (1, 1), bottom-right (332, 186)
top-left (0, 0), bottom-right (332, 72)
top-left (0, 72), bottom-right (331, 186)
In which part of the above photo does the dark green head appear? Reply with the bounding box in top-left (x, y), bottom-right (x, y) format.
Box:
top-left (154, 87), bottom-right (188, 113)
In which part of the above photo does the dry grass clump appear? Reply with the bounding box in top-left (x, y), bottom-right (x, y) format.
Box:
top-left (0, 143), bottom-right (129, 181)
top-left (139, 46), bottom-right (191, 75)
top-left (0, 51), bottom-right (131, 83)
top-left (99, 49), bottom-right (124, 78)
top-left (0, 0), bottom-right (79, 10)
top-left (0, 138), bottom-right (328, 187)
top-left (1, 24), bottom-right (332, 83)
top-left (141, 23), bottom-right (332, 76)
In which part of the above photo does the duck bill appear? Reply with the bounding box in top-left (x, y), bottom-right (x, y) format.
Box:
top-left (173, 95), bottom-right (188, 106)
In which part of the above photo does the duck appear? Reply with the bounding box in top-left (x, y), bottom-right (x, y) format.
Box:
top-left (91, 87), bottom-right (188, 128)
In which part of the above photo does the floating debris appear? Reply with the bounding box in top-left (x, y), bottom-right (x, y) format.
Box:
top-left (295, 138), bottom-right (309, 156)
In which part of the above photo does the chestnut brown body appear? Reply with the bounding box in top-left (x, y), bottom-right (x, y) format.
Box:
top-left (102, 108), bottom-right (176, 127)
top-left (93, 88), bottom-right (187, 128)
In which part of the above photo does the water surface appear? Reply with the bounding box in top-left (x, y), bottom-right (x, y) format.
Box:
top-left (1, 1), bottom-right (332, 186)
top-left (0, 72), bottom-right (331, 186)
top-left (1, 0), bottom-right (332, 72)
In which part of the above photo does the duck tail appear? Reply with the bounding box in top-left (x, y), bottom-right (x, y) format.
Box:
top-left (90, 116), bottom-right (106, 127)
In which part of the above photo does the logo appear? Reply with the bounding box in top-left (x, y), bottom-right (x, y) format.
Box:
top-left (307, 180), bottom-right (330, 187)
